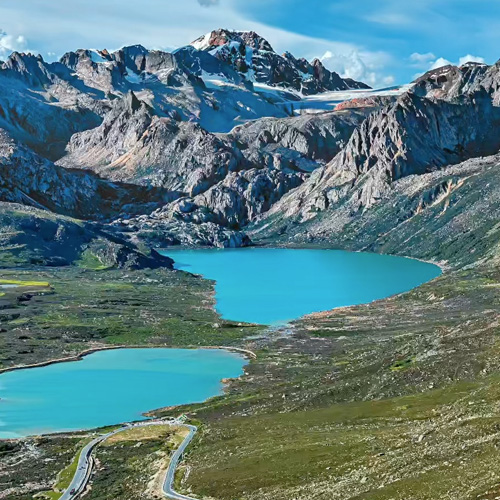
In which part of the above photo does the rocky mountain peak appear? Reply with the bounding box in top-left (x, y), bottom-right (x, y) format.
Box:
top-left (120, 44), bottom-right (149, 57)
top-left (59, 49), bottom-right (112, 69)
top-left (113, 45), bottom-right (149, 73)
top-left (191, 28), bottom-right (273, 52)
top-left (1, 51), bottom-right (52, 87)
top-left (412, 62), bottom-right (500, 106)
top-left (238, 31), bottom-right (274, 52)
top-left (190, 28), bottom-right (369, 95)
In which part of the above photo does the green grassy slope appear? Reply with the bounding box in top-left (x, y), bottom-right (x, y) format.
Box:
top-left (176, 265), bottom-right (500, 499)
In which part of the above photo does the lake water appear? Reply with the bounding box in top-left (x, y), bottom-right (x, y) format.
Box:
top-left (0, 348), bottom-right (246, 438)
top-left (164, 248), bottom-right (441, 325)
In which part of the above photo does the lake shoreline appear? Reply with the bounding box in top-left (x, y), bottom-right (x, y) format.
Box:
top-left (301, 266), bottom-right (445, 321)
top-left (0, 346), bottom-right (251, 440)
top-left (164, 244), bottom-right (450, 270)
top-left (164, 247), bottom-right (443, 325)
top-left (164, 245), bottom-right (447, 329)
top-left (0, 344), bottom-right (256, 375)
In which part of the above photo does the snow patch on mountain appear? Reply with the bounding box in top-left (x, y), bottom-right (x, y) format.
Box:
top-left (89, 49), bottom-right (108, 64)
top-left (296, 85), bottom-right (412, 113)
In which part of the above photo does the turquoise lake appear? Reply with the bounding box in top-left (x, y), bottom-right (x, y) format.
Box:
top-left (0, 348), bottom-right (246, 438)
top-left (164, 248), bottom-right (441, 325)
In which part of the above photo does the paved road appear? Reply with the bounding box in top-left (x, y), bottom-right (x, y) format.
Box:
top-left (59, 428), bottom-right (123, 500)
top-left (59, 420), bottom-right (197, 500)
top-left (162, 424), bottom-right (198, 500)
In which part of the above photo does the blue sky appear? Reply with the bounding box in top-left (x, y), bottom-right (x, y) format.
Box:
top-left (0, 0), bottom-right (497, 87)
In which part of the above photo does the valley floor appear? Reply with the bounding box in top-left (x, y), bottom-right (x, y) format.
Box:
top-left (172, 265), bottom-right (500, 499)
top-left (0, 267), bottom-right (262, 371)
top-left (1, 260), bottom-right (499, 499)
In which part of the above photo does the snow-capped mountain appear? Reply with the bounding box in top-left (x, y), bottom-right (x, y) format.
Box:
top-left (190, 29), bottom-right (370, 95)
top-left (8, 27), bottom-right (473, 251)
top-left (1, 25), bottom-right (499, 261)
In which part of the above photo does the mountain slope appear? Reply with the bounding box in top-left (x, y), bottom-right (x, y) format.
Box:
top-left (0, 202), bottom-right (173, 269)
top-left (250, 60), bottom-right (500, 264)
top-left (58, 91), bottom-right (372, 229)
top-left (0, 129), bottom-right (178, 220)
top-left (0, 52), bottom-right (107, 160)
top-left (57, 92), bottom-right (248, 196)
top-left (0, 29), bottom-right (377, 248)
top-left (7, 31), bottom-right (500, 259)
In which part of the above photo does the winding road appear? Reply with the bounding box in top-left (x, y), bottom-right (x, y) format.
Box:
top-left (59, 419), bottom-right (198, 500)
top-left (162, 424), bottom-right (198, 500)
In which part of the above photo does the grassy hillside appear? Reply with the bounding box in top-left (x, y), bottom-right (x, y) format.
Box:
top-left (168, 265), bottom-right (500, 499)
top-left (0, 266), bottom-right (262, 370)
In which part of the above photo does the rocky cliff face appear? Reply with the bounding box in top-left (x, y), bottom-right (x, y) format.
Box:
top-left (249, 59), bottom-right (500, 266)
top-left (0, 53), bottom-right (107, 160)
top-left (411, 62), bottom-right (495, 101)
top-left (262, 89), bottom-right (500, 222)
top-left (0, 129), bottom-right (178, 220)
top-left (58, 91), bottom-right (370, 226)
top-left (178, 108), bottom-right (370, 228)
top-left (58, 92), bottom-right (244, 196)
top-left (0, 29), bottom-right (378, 252)
top-left (251, 154), bottom-right (500, 267)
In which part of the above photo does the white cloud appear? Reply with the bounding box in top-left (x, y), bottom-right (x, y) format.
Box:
top-left (320, 49), bottom-right (395, 89)
top-left (410, 52), bottom-right (436, 68)
top-left (0, 31), bottom-right (28, 59)
top-left (458, 54), bottom-right (485, 66)
top-left (429, 57), bottom-right (453, 70)
top-left (382, 75), bottom-right (396, 86)
top-left (428, 55), bottom-right (486, 71)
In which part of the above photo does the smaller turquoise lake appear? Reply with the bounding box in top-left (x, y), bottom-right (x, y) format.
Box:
top-left (164, 248), bottom-right (441, 325)
top-left (0, 348), bottom-right (246, 438)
